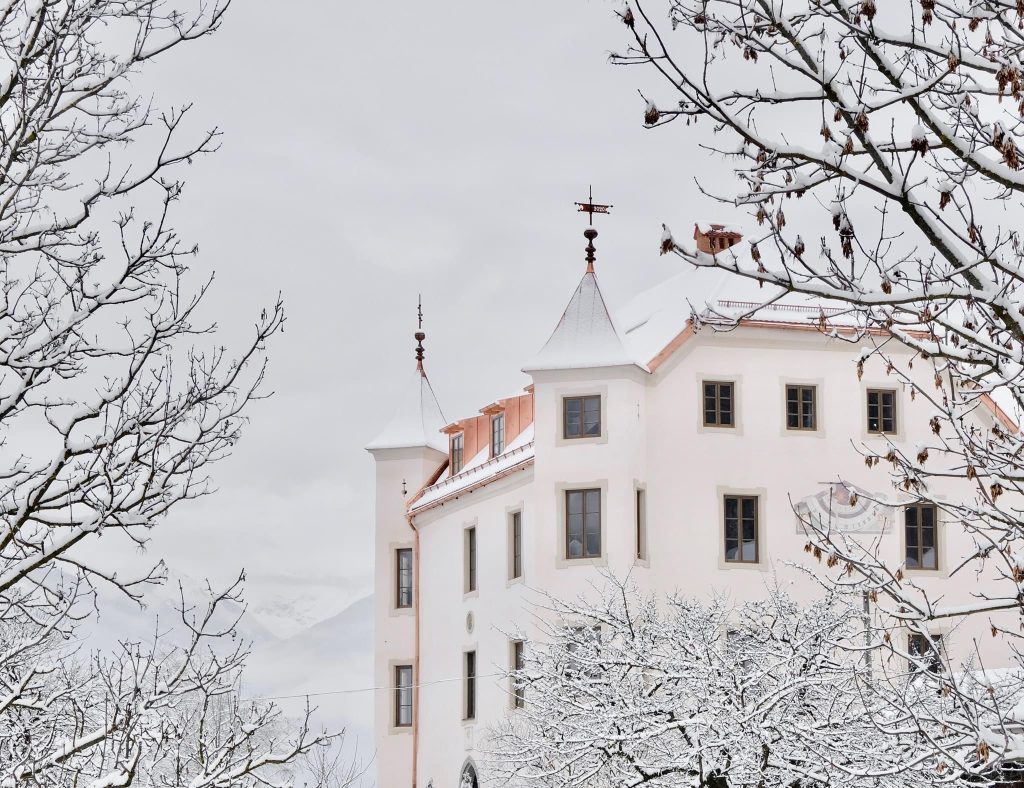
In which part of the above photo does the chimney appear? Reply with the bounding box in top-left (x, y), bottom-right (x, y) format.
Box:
top-left (694, 222), bottom-right (742, 255)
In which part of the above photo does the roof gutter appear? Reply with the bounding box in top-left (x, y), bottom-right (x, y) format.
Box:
top-left (408, 455), bottom-right (535, 516)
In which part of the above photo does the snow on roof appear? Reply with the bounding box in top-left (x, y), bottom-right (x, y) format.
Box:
top-left (365, 370), bottom-right (448, 454)
top-left (617, 258), bottom-right (782, 365)
top-left (410, 423), bottom-right (535, 514)
top-left (695, 220), bottom-right (746, 236)
top-left (524, 271), bottom-right (646, 373)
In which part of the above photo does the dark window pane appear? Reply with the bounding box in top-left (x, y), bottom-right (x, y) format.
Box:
top-left (395, 666), bottom-right (413, 727)
top-left (513, 641), bottom-right (525, 708)
top-left (905, 504), bottom-right (938, 570)
top-left (725, 496), bottom-right (758, 563)
top-left (567, 513), bottom-right (582, 558)
top-left (466, 651), bottom-right (476, 719)
top-left (397, 548), bottom-right (413, 608)
top-left (719, 384), bottom-right (733, 425)
top-left (704, 382), bottom-right (735, 427)
top-left (512, 512), bottom-right (522, 579)
top-left (584, 396), bottom-right (601, 435)
top-left (565, 399), bottom-right (582, 438)
top-left (492, 413), bottom-right (505, 455)
top-left (451, 433), bottom-right (464, 474)
top-left (567, 489), bottom-right (601, 559)
top-left (868, 390), bottom-right (897, 433)
top-left (467, 528), bottom-right (477, 592)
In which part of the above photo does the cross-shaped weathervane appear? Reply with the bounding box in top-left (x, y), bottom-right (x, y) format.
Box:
top-left (575, 186), bottom-right (611, 272)
top-left (575, 185), bottom-right (612, 225)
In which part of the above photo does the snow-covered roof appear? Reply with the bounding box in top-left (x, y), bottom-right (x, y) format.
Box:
top-left (617, 260), bottom-right (783, 365)
top-left (410, 423), bottom-right (535, 514)
top-left (524, 271), bottom-right (646, 373)
top-left (366, 369), bottom-right (447, 454)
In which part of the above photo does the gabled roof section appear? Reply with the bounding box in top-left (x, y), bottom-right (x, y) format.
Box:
top-left (366, 369), bottom-right (448, 454)
top-left (524, 270), bottom-right (646, 373)
top-left (409, 425), bottom-right (535, 516)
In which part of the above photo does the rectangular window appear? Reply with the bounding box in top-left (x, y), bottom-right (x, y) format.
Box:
top-left (394, 665), bottom-right (413, 727)
top-left (464, 650), bottom-right (477, 720)
top-left (703, 381), bottom-right (734, 427)
top-left (905, 503), bottom-right (938, 570)
top-left (725, 629), bottom-right (755, 675)
top-left (396, 548), bottom-right (413, 609)
top-left (724, 495), bottom-right (759, 563)
top-left (565, 488), bottom-right (601, 559)
top-left (466, 526), bottom-right (477, 593)
top-left (565, 626), bottom-right (601, 679)
top-left (512, 640), bottom-right (526, 708)
top-left (786, 385), bottom-right (817, 430)
top-left (867, 389), bottom-right (897, 434)
top-left (908, 633), bottom-right (942, 672)
top-left (450, 433), bottom-right (464, 475)
top-left (510, 511), bottom-right (523, 580)
top-left (491, 412), bottom-right (505, 456)
top-left (563, 395), bottom-right (601, 438)
top-left (636, 488), bottom-right (647, 560)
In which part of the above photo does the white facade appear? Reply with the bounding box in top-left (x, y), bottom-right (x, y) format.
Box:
top-left (367, 232), bottom-right (1016, 788)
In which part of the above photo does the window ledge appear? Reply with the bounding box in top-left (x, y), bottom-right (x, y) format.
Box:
top-left (557, 556), bottom-right (608, 569)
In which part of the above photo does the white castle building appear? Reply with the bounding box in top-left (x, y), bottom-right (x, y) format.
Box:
top-left (366, 222), bottom-right (1016, 788)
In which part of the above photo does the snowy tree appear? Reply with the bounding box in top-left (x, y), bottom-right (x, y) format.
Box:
top-left (486, 578), bottom-right (1024, 787)
top-left (0, 1), bottom-right (339, 785)
top-left (614, 0), bottom-right (1024, 774)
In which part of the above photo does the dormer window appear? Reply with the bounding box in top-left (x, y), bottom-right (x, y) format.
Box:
top-left (450, 432), bottom-right (464, 474)
top-left (491, 412), bottom-right (505, 457)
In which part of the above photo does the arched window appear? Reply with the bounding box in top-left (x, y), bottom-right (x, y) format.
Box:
top-left (459, 762), bottom-right (479, 788)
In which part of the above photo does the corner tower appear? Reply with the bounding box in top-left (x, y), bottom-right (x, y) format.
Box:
top-left (366, 310), bottom-right (447, 788)
top-left (523, 208), bottom-right (652, 595)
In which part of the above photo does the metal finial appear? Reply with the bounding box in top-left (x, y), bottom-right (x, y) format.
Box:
top-left (575, 186), bottom-right (612, 272)
top-left (415, 297), bottom-right (426, 373)
top-left (584, 228), bottom-right (598, 273)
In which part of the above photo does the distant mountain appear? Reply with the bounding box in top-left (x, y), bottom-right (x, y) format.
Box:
top-left (83, 573), bottom-right (280, 653)
top-left (244, 594), bottom-right (375, 777)
top-left (77, 582), bottom-right (376, 783)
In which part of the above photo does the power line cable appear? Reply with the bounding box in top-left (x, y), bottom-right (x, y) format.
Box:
top-left (246, 671), bottom-right (507, 702)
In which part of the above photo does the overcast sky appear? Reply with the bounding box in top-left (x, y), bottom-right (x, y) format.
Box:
top-left (111, 0), bottom-right (736, 634)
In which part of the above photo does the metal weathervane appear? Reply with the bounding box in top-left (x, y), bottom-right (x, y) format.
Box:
top-left (575, 186), bottom-right (612, 272)
top-left (575, 185), bottom-right (612, 225)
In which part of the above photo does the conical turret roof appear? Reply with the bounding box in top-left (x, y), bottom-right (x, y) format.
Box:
top-left (524, 269), bottom-right (645, 373)
top-left (366, 369), bottom-right (447, 454)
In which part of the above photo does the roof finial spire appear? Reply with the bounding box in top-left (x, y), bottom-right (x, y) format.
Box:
top-left (575, 185), bottom-right (612, 274)
top-left (415, 295), bottom-right (426, 375)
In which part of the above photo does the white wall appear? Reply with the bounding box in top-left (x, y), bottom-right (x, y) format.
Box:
top-left (373, 326), bottom-right (1016, 787)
